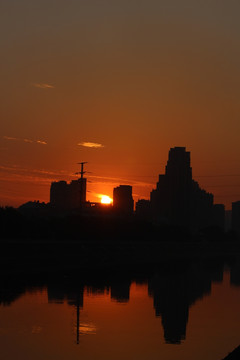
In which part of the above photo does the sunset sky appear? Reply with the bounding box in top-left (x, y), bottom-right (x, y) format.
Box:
top-left (1, 0), bottom-right (240, 209)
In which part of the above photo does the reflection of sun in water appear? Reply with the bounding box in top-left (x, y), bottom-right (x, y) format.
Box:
top-left (78, 323), bottom-right (97, 335)
top-left (101, 195), bottom-right (113, 204)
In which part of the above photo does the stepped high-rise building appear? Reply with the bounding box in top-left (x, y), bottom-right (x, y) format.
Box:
top-left (232, 201), bottom-right (240, 235)
top-left (150, 147), bottom-right (214, 228)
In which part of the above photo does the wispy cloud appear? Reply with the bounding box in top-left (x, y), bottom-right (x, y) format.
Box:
top-left (0, 164), bottom-right (73, 182)
top-left (88, 175), bottom-right (154, 188)
top-left (3, 136), bottom-right (47, 145)
top-left (3, 136), bottom-right (18, 141)
top-left (78, 142), bottom-right (104, 149)
top-left (33, 83), bottom-right (54, 89)
top-left (36, 140), bottom-right (47, 145)
top-left (0, 166), bottom-right (63, 187)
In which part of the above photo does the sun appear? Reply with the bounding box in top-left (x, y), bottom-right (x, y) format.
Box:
top-left (100, 195), bottom-right (113, 205)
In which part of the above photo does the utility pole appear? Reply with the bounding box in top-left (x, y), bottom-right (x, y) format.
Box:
top-left (76, 162), bottom-right (88, 179)
top-left (75, 162), bottom-right (88, 205)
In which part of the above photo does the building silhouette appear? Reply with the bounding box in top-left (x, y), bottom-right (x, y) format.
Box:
top-left (110, 279), bottom-right (131, 303)
top-left (113, 185), bottom-right (134, 215)
top-left (50, 178), bottom-right (87, 209)
top-left (148, 260), bottom-right (224, 344)
top-left (50, 162), bottom-right (87, 210)
top-left (232, 201), bottom-right (240, 235)
top-left (44, 148), bottom-right (226, 227)
top-left (47, 281), bottom-right (84, 344)
top-left (212, 204), bottom-right (225, 230)
top-left (135, 199), bottom-right (151, 219)
top-left (147, 147), bottom-right (218, 229)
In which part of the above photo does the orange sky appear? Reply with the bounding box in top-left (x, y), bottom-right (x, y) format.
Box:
top-left (1, 1), bottom-right (240, 209)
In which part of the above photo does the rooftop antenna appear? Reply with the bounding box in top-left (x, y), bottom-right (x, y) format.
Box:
top-left (75, 162), bottom-right (88, 179)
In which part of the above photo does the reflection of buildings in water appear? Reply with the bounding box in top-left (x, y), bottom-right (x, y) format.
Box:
top-left (86, 286), bottom-right (109, 296)
top-left (85, 277), bottom-right (132, 303)
top-left (0, 259), bottom-right (231, 345)
top-left (149, 273), bottom-right (190, 344)
top-left (46, 277), bottom-right (132, 342)
top-left (0, 284), bottom-right (28, 306)
top-left (110, 280), bottom-right (131, 303)
top-left (230, 261), bottom-right (240, 287)
top-left (47, 282), bottom-right (84, 307)
top-left (47, 281), bottom-right (84, 344)
top-left (0, 280), bottom-right (45, 307)
top-left (148, 261), bottom-right (225, 344)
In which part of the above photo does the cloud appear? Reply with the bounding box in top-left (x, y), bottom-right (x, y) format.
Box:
top-left (88, 175), bottom-right (154, 188)
top-left (3, 136), bottom-right (47, 145)
top-left (0, 165), bottom-right (74, 184)
top-left (33, 83), bottom-right (54, 89)
top-left (78, 142), bottom-right (104, 149)
top-left (36, 140), bottom-right (47, 145)
top-left (3, 136), bottom-right (18, 141)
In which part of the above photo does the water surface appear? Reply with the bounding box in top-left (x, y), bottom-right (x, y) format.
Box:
top-left (1, 260), bottom-right (240, 360)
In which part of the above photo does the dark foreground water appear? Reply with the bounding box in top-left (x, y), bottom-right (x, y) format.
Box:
top-left (1, 258), bottom-right (240, 360)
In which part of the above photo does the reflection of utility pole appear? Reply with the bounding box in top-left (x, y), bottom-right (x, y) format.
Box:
top-left (74, 287), bottom-right (84, 345)
top-left (76, 294), bottom-right (80, 345)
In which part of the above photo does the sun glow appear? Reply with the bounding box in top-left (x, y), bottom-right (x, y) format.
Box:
top-left (100, 195), bottom-right (113, 204)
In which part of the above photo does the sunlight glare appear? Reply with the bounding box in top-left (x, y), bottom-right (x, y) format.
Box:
top-left (101, 195), bottom-right (113, 204)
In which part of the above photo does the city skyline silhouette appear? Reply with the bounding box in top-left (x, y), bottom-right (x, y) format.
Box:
top-left (1, 2), bottom-right (240, 359)
top-left (4, 146), bottom-right (230, 231)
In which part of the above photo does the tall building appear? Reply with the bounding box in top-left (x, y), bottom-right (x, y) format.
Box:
top-left (232, 201), bottom-right (240, 235)
top-left (135, 199), bottom-right (151, 219)
top-left (150, 147), bottom-right (214, 228)
top-left (113, 185), bottom-right (134, 215)
top-left (212, 204), bottom-right (225, 230)
top-left (50, 178), bottom-right (87, 209)
top-left (69, 178), bottom-right (87, 207)
top-left (50, 181), bottom-right (69, 208)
